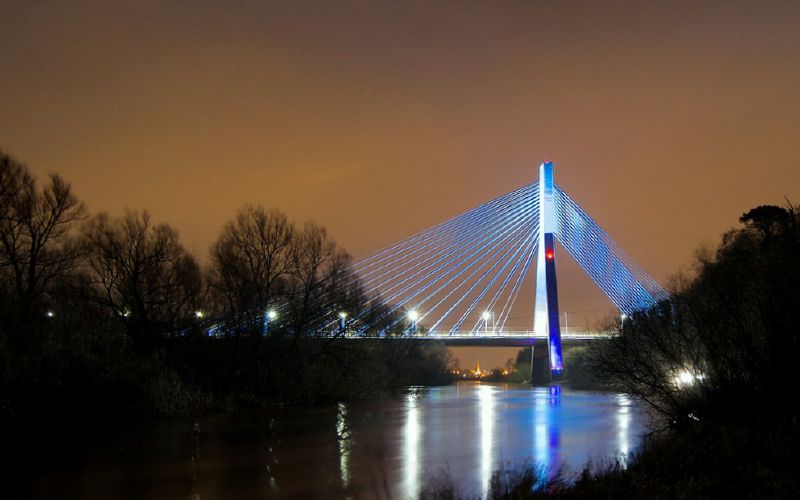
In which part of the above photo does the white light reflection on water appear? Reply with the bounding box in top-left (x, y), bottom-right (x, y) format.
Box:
top-left (364, 385), bottom-right (643, 498)
top-left (478, 383), bottom-right (495, 495)
top-left (336, 402), bottom-right (351, 488)
top-left (616, 394), bottom-right (632, 467)
top-left (403, 393), bottom-right (421, 497)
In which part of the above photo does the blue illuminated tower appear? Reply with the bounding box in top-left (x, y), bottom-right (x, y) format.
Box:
top-left (534, 161), bottom-right (564, 379)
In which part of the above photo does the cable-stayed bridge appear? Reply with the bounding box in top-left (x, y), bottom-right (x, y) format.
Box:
top-left (220, 161), bottom-right (668, 379)
top-left (338, 161), bottom-right (667, 378)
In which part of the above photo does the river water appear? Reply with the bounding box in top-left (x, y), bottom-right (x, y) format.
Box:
top-left (13, 382), bottom-right (649, 499)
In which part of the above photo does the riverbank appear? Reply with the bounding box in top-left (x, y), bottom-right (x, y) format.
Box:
top-left (1, 336), bottom-right (456, 428)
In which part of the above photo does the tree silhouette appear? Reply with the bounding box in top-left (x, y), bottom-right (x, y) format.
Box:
top-left (593, 202), bottom-right (800, 428)
top-left (0, 151), bottom-right (84, 344)
top-left (81, 211), bottom-right (201, 350)
top-left (208, 205), bottom-right (293, 327)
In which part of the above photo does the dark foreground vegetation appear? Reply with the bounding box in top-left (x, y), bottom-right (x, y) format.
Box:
top-left (0, 150), bottom-right (452, 425)
top-left (430, 202), bottom-right (800, 498)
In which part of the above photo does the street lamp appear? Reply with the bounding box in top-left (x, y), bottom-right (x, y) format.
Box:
top-left (482, 310), bottom-right (492, 336)
top-left (264, 309), bottom-right (278, 337)
top-left (338, 311), bottom-right (348, 335)
top-left (194, 310), bottom-right (204, 319)
top-left (407, 309), bottom-right (419, 335)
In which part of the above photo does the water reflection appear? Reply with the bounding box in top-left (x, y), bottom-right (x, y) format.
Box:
top-left (534, 392), bottom-right (549, 471)
top-left (265, 417), bottom-right (279, 494)
top-left (616, 394), bottom-right (632, 467)
top-left (478, 383), bottom-right (495, 494)
top-left (336, 402), bottom-right (351, 488)
top-left (533, 384), bottom-right (561, 475)
top-left (13, 383), bottom-right (648, 499)
top-left (404, 392), bottom-right (421, 496)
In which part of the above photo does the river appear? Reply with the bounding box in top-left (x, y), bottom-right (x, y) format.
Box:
top-left (11, 382), bottom-right (649, 499)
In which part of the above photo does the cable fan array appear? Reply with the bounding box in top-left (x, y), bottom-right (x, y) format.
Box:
top-left (344, 180), bottom-right (670, 336)
top-left (351, 183), bottom-right (540, 335)
top-left (552, 185), bottom-right (669, 315)
top-left (202, 174), bottom-right (669, 339)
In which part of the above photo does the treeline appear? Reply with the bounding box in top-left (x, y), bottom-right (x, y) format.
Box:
top-left (0, 150), bottom-right (451, 423)
top-left (593, 203), bottom-right (800, 429)
top-left (576, 202), bottom-right (800, 498)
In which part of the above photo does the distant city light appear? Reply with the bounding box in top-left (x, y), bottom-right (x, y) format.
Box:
top-left (195, 310), bottom-right (204, 319)
top-left (46, 311), bottom-right (54, 317)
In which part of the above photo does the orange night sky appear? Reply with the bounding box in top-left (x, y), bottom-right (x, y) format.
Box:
top-left (2, 1), bottom-right (799, 368)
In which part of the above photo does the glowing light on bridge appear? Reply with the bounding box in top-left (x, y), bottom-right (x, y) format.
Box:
top-left (263, 309), bottom-right (278, 337)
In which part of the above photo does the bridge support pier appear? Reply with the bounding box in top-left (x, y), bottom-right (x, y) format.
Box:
top-left (533, 161), bottom-right (564, 380)
top-left (529, 341), bottom-right (553, 385)
top-left (530, 344), bottom-right (534, 382)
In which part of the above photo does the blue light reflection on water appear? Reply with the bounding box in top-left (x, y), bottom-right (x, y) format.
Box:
top-left (391, 382), bottom-right (648, 499)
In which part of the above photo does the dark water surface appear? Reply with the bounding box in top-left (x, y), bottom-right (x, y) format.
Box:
top-left (9, 382), bottom-right (649, 499)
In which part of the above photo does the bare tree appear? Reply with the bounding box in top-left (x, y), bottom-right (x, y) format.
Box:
top-left (209, 205), bottom-right (395, 340)
top-left (209, 206), bottom-right (293, 323)
top-left (0, 151), bottom-right (85, 320)
top-left (81, 211), bottom-right (201, 349)
top-left (284, 222), bottom-right (351, 336)
top-left (0, 152), bottom-right (30, 223)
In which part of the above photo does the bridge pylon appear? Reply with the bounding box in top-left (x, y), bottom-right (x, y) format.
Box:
top-left (533, 161), bottom-right (564, 379)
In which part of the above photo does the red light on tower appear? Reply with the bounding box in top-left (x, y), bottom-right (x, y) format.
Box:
top-left (546, 250), bottom-right (554, 260)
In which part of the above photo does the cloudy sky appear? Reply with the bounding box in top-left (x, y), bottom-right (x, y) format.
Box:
top-left (3, 1), bottom-right (799, 367)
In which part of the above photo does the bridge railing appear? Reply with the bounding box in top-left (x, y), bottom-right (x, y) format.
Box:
top-left (340, 329), bottom-right (614, 340)
top-left (203, 321), bottom-right (614, 340)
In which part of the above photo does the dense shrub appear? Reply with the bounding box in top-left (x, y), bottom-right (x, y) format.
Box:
top-left (592, 204), bottom-right (800, 429)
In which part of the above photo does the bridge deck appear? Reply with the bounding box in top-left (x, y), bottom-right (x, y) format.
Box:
top-left (341, 330), bottom-right (613, 347)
